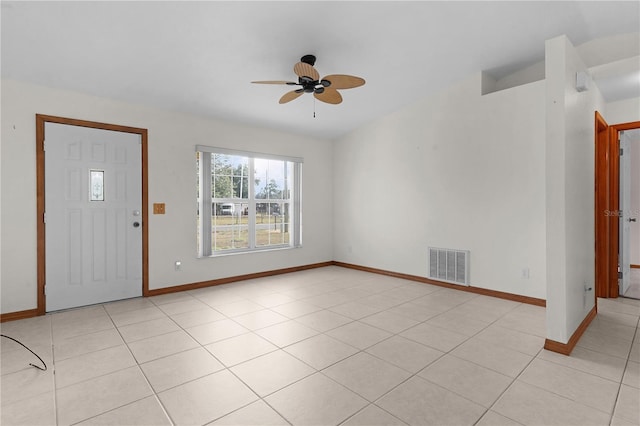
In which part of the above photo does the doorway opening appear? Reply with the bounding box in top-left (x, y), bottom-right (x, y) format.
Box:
top-left (621, 128), bottom-right (640, 299)
top-left (594, 113), bottom-right (640, 300)
top-left (36, 114), bottom-right (149, 314)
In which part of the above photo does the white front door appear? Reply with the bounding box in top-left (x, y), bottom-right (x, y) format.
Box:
top-left (620, 131), bottom-right (632, 296)
top-left (45, 122), bottom-right (142, 311)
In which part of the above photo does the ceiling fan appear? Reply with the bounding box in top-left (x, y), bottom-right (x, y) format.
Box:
top-left (252, 54), bottom-right (365, 105)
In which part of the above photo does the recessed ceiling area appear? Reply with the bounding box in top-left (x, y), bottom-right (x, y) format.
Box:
top-left (1, 1), bottom-right (638, 140)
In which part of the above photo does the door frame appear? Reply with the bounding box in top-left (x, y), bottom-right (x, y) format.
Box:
top-left (594, 112), bottom-right (640, 299)
top-left (36, 114), bottom-right (149, 314)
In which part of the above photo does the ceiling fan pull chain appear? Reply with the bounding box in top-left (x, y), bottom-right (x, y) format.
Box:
top-left (313, 97), bottom-right (316, 118)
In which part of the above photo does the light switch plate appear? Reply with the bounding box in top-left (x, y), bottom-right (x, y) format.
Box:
top-left (153, 203), bottom-right (165, 214)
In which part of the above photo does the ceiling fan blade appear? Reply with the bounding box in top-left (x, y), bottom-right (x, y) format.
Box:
top-left (279, 90), bottom-right (304, 104)
top-left (293, 62), bottom-right (320, 81)
top-left (314, 87), bottom-right (342, 104)
top-left (322, 74), bottom-right (366, 89)
top-left (251, 80), bottom-right (298, 85)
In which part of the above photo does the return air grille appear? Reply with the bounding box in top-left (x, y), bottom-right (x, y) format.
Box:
top-left (428, 247), bottom-right (470, 286)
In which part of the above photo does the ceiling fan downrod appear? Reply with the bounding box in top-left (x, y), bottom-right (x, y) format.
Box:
top-left (300, 54), bottom-right (316, 66)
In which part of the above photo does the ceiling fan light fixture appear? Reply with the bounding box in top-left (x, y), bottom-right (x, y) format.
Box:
top-left (252, 54), bottom-right (365, 106)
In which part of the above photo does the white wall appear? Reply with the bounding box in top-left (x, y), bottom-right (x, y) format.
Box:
top-left (544, 35), bottom-right (605, 344)
top-left (1, 79), bottom-right (334, 314)
top-left (333, 72), bottom-right (547, 299)
top-left (606, 98), bottom-right (640, 124)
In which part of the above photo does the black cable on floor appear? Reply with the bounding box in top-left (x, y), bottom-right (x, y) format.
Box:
top-left (1, 334), bottom-right (47, 371)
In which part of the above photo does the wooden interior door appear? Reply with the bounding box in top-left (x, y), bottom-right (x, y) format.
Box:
top-left (619, 131), bottom-right (633, 296)
top-left (595, 113), bottom-right (640, 299)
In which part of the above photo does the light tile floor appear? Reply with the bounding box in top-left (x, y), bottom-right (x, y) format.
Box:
top-left (623, 269), bottom-right (640, 300)
top-left (1, 266), bottom-right (639, 425)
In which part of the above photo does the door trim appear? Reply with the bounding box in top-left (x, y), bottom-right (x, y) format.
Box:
top-left (594, 112), bottom-right (611, 298)
top-left (594, 113), bottom-right (640, 299)
top-left (36, 114), bottom-right (149, 314)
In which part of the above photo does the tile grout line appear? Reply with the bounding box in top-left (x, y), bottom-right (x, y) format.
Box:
top-left (144, 292), bottom-right (295, 425)
top-left (188, 281), bottom-right (373, 425)
top-left (358, 296), bottom-right (539, 425)
top-left (101, 303), bottom-right (176, 426)
top-left (183, 280), bottom-right (401, 425)
top-left (607, 313), bottom-right (640, 426)
top-left (295, 295), bottom-right (496, 423)
top-left (473, 344), bottom-right (546, 426)
top-left (50, 306), bottom-right (166, 424)
top-left (49, 306), bottom-right (144, 425)
top-left (212, 359), bottom-right (296, 426)
top-left (205, 281), bottom-right (543, 426)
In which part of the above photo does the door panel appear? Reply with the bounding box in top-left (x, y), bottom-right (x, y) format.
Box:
top-left (45, 123), bottom-right (142, 311)
top-left (620, 131), bottom-right (632, 295)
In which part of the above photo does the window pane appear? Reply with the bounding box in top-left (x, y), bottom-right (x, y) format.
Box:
top-left (255, 202), bottom-right (289, 247)
top-left (213, 226), bottom-right (249, 251)
top-left (212, 154), bottom-right (248, 199)
top-left (212, 176), bottom-right (231, 198)
top-left (233, 176), bottom-right (249, 199)
top-left (254, 158), bottom-right (268, 199)
top-left (212, 202), bottom-right (249, 251)
top-left (255, 159), bottom-right (287, 201)
top-left (283, 162), bottom-right (293, 200)
top-left (232, 161), bottom-right (249, 199)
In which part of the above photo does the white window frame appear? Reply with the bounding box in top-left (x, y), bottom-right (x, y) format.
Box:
top-left (197, 145), bottom-right (302, 257)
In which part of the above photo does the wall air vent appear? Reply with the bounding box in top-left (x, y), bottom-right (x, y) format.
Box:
top-left (428, 247), bottom-right (470, 286)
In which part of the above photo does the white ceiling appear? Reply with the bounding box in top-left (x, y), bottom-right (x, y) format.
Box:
top-left (2, 1), bottom-right (639, 140)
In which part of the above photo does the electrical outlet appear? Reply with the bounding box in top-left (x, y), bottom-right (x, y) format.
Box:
top-left (521, 268), bottom-right (530, 279)
top-left (175, 261), bottom-right (182, 271)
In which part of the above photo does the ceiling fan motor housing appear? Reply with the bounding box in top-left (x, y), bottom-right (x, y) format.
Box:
top-left (298, 75), bottom-right (329, 93)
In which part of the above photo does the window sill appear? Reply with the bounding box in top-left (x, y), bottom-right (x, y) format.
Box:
top-left (198, 244), bottom-right (302, 259)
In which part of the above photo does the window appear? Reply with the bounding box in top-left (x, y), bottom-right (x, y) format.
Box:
top-left (196, 146), bottom-right (302, 256)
